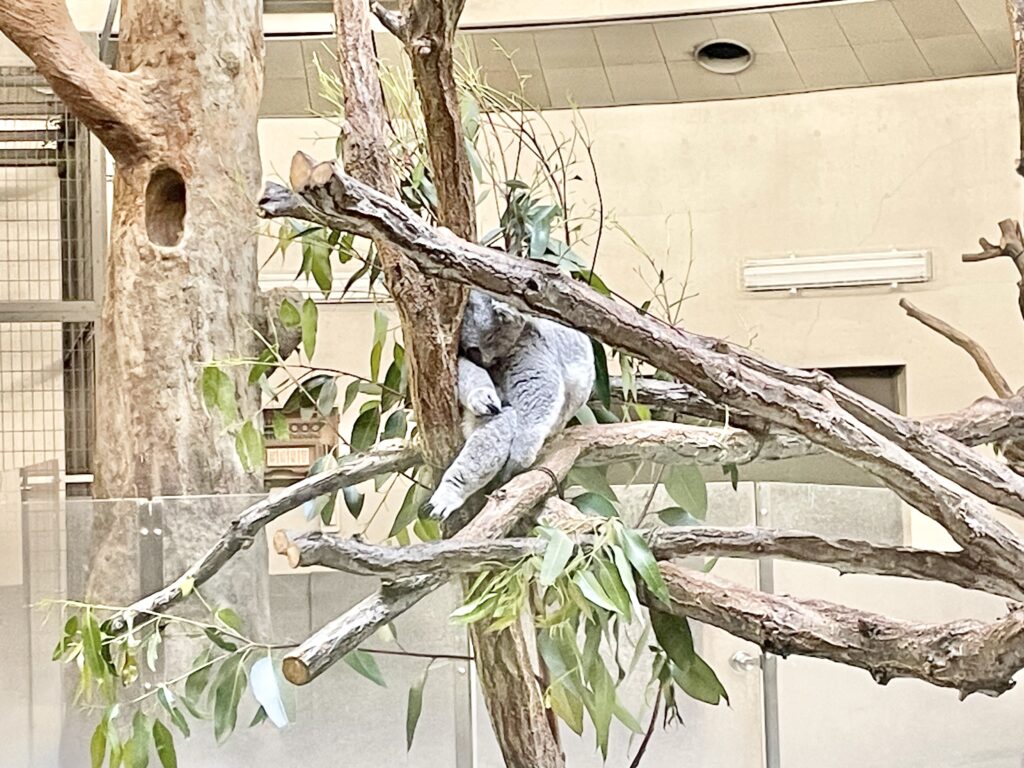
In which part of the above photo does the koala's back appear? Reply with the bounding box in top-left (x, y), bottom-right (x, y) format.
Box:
top-left (497, 316), bottom-right (594, 425)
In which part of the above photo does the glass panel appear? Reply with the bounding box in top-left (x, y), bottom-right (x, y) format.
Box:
top-left (473, 480), bottom-right (766, 767)
top-left (767, 482), bottom-right (1024, 768)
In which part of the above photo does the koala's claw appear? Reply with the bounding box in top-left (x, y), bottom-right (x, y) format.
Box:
top-left (422, 487), bottom-right (464, 521)
top-left (466, 387), bottom-right (502, 417)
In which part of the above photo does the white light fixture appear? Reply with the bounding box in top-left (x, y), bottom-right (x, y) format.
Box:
top-left (741, 249), bottom-right (932, 293)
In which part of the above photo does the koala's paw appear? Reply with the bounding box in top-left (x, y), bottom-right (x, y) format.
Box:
top-left (466, 387), bottom-right (502, 417)
top-left (421, 486), bottom-right (465, 521)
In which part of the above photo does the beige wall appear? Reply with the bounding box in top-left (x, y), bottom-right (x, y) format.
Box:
top-left (263, 73), bottom-right (1024, 423)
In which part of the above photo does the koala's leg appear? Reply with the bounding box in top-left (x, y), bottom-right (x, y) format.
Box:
top-left (422, 408), bottom-right (517, 521)
top-left (500, 363), bottom-right (566, 482)
top-left (458, 356), bottom-right (502, 417)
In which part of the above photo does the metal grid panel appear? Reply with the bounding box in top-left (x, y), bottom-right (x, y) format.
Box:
top-left (0, 66), bottom-right (100, 481)
top-left (0, 322), bottom-right (65, 472)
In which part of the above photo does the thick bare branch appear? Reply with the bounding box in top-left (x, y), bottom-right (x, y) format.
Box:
top-left (964, 219), bottom-right (1024, 321)
top-left (333, 0), bottom-right (465, 468)
top-left (1005, 0), bottom-right (1024, 176)
top-left (370, 1), bottom-right (408, 40)
top-left (0, 0), bottom-right (157, 163)
top-left (280, 520), bottom-right (1024, 601)
top-left (257, 172), bottom-right (1024, 565)
top-left (107, 443), bottom-right (418, 633)
top-left (657, 563), bottom-right (1024, 697)
top-left (899, 299), bottom-right (1013, 398)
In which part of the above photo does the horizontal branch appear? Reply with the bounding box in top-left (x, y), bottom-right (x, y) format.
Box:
top-left (258, 170), bottom-right (1024, 566)
top-left (108, 443), bottom-right (418, 633)
top-left (278, 519), bottom-right (1024, 601)
top-left (0, 0), bottom-right (158, 163)
top-left (899, 299), bottom-right (1013, 398)
top-left (657, 562), bottom-right (1024, 697)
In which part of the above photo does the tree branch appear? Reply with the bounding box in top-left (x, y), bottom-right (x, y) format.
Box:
top-left (657, 562), bottom-right (1024, 697)
top-left (107, 443), bottom-right (418, 633)
top-left (370, 1), bottom-right (408, 40)
top-left (964, 219), bottom-right (1024, 321)
top-left (257, 171), bottom-right (1024, 565)
top-left (899, 299), bottom-right (1013, 398)
top-left (279, 442), bottom-right (580, 686)
top-left (277, 520), bottom-right (1024, 601)
top-left (0, 0), bottom-right (158, 164)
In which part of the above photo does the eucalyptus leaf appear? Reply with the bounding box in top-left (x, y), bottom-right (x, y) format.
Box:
top-left (664, 464), bottom-right (708, 519)
top-left (672, 652), bottom-right (729, 705)
top-left (271, 411), bottom-right (289, 441)
top-left (650, 609), bottom-right (695, 672)
top-left (548, 683), bottom-right (584, 735)
top-left (656, 507), bottom-right (703, 527)
top-left (152, 719), bottom-right (177, 768)
top-left (617, 524), bottom-right (669, 603)
top-left (201, 367), bottom-right (237, 424)
top-left (124, 710), bottom-right (150, 768)
top-left (316, 377), bottom-right (337, 417)
top-left (406, 664), bottom-right (430, 751)
top-left (570, 492), bottom-right (617, 518)
top-left (591, 340), bottom-right (611, 408)
top-left (574, 571), bottom-right (621, 613)
top-left (212, 655), bottom-right (246, 743)
top-left (350, 405), bottom-right (380, 451)
top-left (342, 486), bottom-right (364, 518)
top-left (300, 298), bottom-right (318, 359)
top-left (343, 649), bottom-right (386, 687)
top-left (538, 528), bottom-right (575, 587)
top-left (382, 409), bottom-right (407, 441)
top-left (90, 719), bottom-right (107, 768)
top-left (278, 299), bottom-right (301, 328)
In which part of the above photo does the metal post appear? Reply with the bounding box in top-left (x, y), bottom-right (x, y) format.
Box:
top-left (754, 483), bottom-right (782, 768)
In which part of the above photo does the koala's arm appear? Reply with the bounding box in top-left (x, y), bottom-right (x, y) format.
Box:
top-left (423, 408), bottom-right (517, 520)
top-left (458, 356), bottom-right (502, 416)
top-left (501, 345), bottom-right (567, 480)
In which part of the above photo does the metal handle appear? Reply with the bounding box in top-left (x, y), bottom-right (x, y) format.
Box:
top-left (729, 651), bottom-right (760, 672)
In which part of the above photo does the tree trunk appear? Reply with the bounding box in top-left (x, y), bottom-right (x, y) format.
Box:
top-left (0, 0), bottom-right (268, 609)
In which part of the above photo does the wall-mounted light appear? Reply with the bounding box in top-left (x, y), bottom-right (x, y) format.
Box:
top-left (742, 249), bottom-right (932, 293)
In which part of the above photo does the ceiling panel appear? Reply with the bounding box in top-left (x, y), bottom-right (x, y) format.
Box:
top-left (259, 0), bottom-right (1014, 117)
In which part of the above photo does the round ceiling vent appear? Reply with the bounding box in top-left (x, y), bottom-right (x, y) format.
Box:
top-left (694, 39), bottom-right (753, 74)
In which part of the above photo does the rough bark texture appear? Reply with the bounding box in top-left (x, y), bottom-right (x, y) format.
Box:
top-left (1007, 0), bottom-right (1024, 176)
top-left (257, 172), bottom-right (1024, 557)
top-left (658, 563), bottom-right (1024, 697)
top-left (333, 0), bottom-right (464, 468)
top-left (1, 0), bottom-right (269, 611)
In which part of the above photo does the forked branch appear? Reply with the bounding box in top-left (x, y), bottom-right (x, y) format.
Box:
top-left (0, 0), bottom-right (158, 163)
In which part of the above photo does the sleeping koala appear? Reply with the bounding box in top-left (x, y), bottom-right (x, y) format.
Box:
top-left (423, 290), bottom-right (594, 521)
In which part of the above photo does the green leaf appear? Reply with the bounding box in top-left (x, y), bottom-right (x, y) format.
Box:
top-left (594, 557), bottom-right (632, 618)
top-left (248, 707), bottom-right (268, 728)
top-left (278, 299), bottom-right (301, 328)
top-left (610, 544), bottom-right (639, 610)
top-left (343, 380), bottom-right (360, 411)
top-left (212, 655), bottom-right (246, 743)
top-left (124, 711), bottom-right (150, 768)
top-left (90, 719), bottom-right (107, 768)
top-left (201, 367), bottom-right (237, 424)
top-left (613, 699), bottom-right (644, 733)
top-left (183, 652), bottom-right (212, 715)
top-left (81, 608), bottom-right (108, 681)
top-left (369, 341), bottom-right (383, 384)
top-left (566, 466), bottom-right (618, 501)
top-left (305, 229), bottom-right (333, 294)
top-left (350, 405), bottom-right (381, 451)
top-left (617, 524), bottom-right (669, 603)
top-left (215, 607), bottom-right (244, 634)
top-left (317, 492), bottom-right (337, 525)
top-left (237, 420), bottom-right (264, 472)
top-left (591, 340), bottom-right (611, 408)
top-left (574, 404), bottom-right (597, 426)
top-left (248, 347), bottom-right (277, 384)
top-left (342, 486), bottom-right (364, 518)
top-left (548, 683), bottom-right (584, 735)
top-left (671, 652), bottom-right (729, 705)
top-left (656, 507), bottom-right (703, 527)
top-left (574, 571), bottom-right (621, 613)
top-left (381, 361), bottom-right (404, 412)
top-left (382, 409), bottom-right (407, 441)
top-left (343, 649), bottom-right (386, 687)
top-left (723, 463), bottom-right (740, 491)
top-left (582, 655), bottom-right (615, 759)
top-left (664, 465), bottom-right (708, 519)
top-left (413, 517), bottom-right (441, 542)
top-left (301, 299), bottom-right (318, 359)
top-left (538, 528), bottom-right (575, 587)
top-left (152, 720), bottom-right (177, 768)
top-left (650, 609), bottom-right (695, 672)
top-left (406, 664), bottom-right (430, 751)
top-left (570, 492), bottom-right (617, 518)
top-left (389, 482), bottom-right (424, 537)
top-left (317, 377), bottom-right (338, 417)
top-left (271, 411), bottom-right (289, 441)
top-left (204, 627), bottom-right (238, 652)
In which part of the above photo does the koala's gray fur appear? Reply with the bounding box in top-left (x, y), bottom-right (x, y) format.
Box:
top-left (424, 291), bottom-right (594, 520)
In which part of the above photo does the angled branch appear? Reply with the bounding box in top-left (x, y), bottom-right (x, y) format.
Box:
top-left (258, 170), bottom-right (1024, 565)
top-left (107, 443), bottom-right (418, 633)
top-left (657, 563), bottom-right (1024, 697)
top-left (899, 299), bottom-right (1013, 398)
top-left (370, 1), bottom-right (408, 40)
top-left (0, 0), bottom-right (158, 163)
top-left (280, 441), bottom-right (581, 686)
top-left (964, 219), bottom-right (1024, 321)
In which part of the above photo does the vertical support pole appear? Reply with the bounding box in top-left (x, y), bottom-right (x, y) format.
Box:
top-left (754, 483), bottom-right (781, 768)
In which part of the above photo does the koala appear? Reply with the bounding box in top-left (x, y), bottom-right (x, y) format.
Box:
top-left (423, 290), bottom-right (595, 520)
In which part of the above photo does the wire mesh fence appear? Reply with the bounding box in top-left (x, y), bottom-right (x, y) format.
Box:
top-left (0, 65), bottom-right (100, 482)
